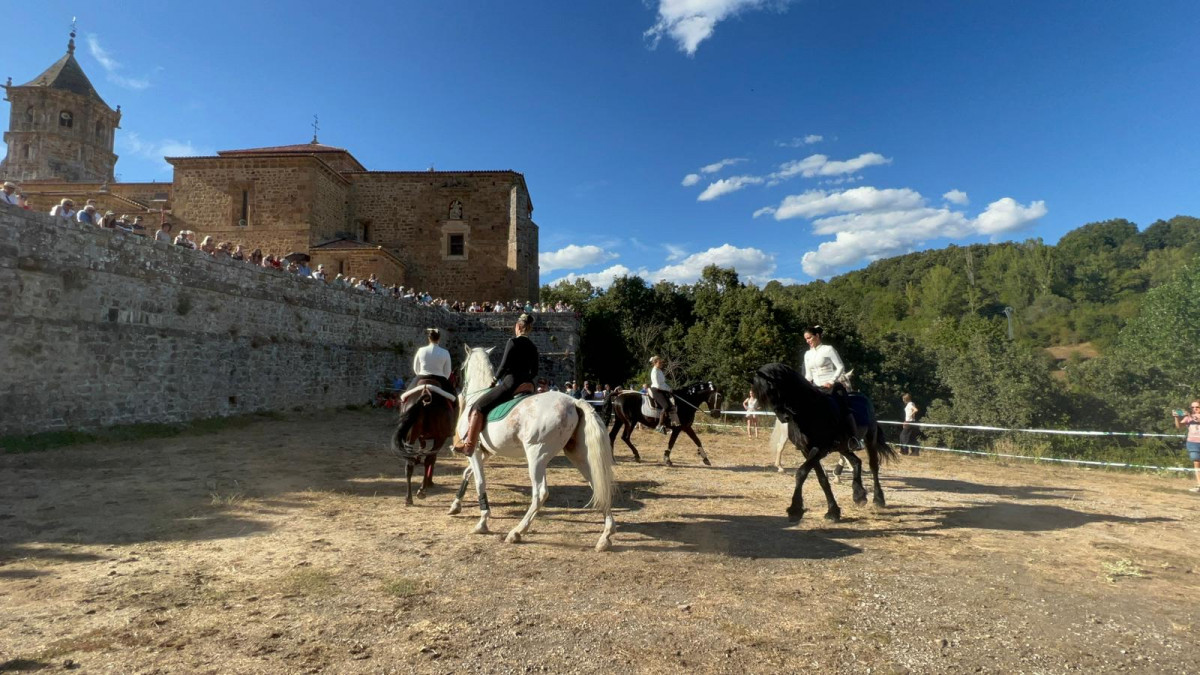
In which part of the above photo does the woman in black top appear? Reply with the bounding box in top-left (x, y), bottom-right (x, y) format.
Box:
top-left (456, 314), bottom-right (539, 454)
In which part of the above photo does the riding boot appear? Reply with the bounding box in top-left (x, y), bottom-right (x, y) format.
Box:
top-left (668, 406), bottom-right (680, 427)
top-left (455, 409), bottom-right (485, 456)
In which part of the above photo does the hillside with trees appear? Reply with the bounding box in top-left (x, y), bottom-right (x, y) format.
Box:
top-left (542, 215), bottom-right (1200, 459)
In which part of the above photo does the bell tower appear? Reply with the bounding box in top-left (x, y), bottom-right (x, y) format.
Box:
top-left (1, 24), bottom-right (121, 182)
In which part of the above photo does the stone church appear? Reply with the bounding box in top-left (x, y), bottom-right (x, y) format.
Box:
top-left (2, 32), bottom-right (541, 301)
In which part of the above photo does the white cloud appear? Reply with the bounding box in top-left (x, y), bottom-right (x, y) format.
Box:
top-left (119, 132), bottom-right (210, 172)
top-left (772, 187), bottom-right (925, 221)
top-left (759, 185), bottom-right (1048, 278)
top-left (943, 189), bottom-right (969, 206)
top-left (771, 152), bottom-right (891, 181)
top-left (86, 34), bottom-right (152, 91)
top-left (650, 244), bottom-right (776, 284)
top-left (539, 244), bottom-right (619, 273)
top-left (777, 134), bottom-right (824, 147)
top-left (974, 197), bottom-right (1048, 235)
top-left (681, 173), bottom-right (702, 187)
top-left (552, 264), bottom-right (644, 287)
top-left (644, 0), bottom-right (798, 56)
top-left (697, 174), bottom-right (764, 201)
top-left (549, 244), bottom-right (782, 287)
top-left (700, 157), bottom-right (746, 173)
top-left (664, 244), bottom-right (688, 261)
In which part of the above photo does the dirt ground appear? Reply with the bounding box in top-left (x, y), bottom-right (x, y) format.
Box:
top-left (2, 409), bottom-right (1198, 674)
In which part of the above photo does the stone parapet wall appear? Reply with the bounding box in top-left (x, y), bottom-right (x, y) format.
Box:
top-left (0, 209), bottom-right (576, 435)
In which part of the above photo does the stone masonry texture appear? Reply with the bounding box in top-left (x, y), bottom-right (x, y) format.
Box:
top-left (0, 209), bottom-right (576, 436)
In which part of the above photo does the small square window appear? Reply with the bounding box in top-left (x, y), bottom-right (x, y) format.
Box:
top-left (448, 233), bottom-right (465, 257)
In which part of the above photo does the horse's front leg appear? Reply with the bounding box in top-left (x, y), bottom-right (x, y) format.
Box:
top-left (810, 453), bottom-right (841, 522)
top-left (404, 460), bottom-right (415, 506)
top-left (840, 449), bottom-right (866, 505)
top-left (681, 426), bottom-right (711, 466)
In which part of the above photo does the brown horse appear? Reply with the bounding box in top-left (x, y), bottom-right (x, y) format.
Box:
top-left (390, 379), bottom-right (458, 505)
top-left (605, 382), bottom-right (722, 466)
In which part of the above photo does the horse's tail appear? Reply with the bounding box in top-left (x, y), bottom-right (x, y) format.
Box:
top-left (573, 398), bottom-right (615, 513)
top-left (870, 422), bottom-right (898, 464)
top-left (391, 399), bottom-right (423, 458)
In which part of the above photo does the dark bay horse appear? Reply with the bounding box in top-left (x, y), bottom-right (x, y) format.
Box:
top-left (606, 382), bottom-right (723, 466)
top-left (751, 363), bottom-right (896, 522)
top-left (390, 379), bottom-right (458, 505)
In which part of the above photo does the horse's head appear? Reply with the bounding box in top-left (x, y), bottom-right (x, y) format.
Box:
top-left (752, 363), bottom-right (807, 423)
top-left (460, 344), bottom-right (496, 392)
top-left (837, 369), bottom-right (855, 392)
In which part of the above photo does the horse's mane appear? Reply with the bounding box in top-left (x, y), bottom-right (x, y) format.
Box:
top-left (752, 363), bottom-right (823, 416)
top-left (463, 347), bottom-right (495, 394)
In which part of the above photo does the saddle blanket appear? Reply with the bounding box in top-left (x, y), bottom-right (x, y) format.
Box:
top-left (640, 394), bottom-right (664, 420)
top-left (487, 392), bottom-right (534, 422)
top-left (847, 393), bottom-right (872, 427)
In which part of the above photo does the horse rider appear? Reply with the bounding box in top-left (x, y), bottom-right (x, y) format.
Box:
top-left (455, 313), bottom-right (539, 455)
top-left (412, 327), bottom-right (452, 392)
top-left (649, 355), bottom-right (680, 432)
top-left (802, 325), bottom-right (864, 451)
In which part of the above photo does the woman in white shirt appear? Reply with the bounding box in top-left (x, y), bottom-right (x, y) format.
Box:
top-left (802, 326), bottom-right (862, 451)
top-left (649, 356), bottom-right (678, 432)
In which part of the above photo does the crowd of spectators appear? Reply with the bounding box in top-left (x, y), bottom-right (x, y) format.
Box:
top-left (2, 189), bottom-right (579, 314)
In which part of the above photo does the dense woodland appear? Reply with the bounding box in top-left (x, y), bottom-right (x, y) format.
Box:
top-left (542, 216), bottom-right (1200, 461)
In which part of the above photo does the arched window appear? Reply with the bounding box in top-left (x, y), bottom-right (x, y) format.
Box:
top-left (24, 145), bottom-right (32, 159)
top-left (95, 121), bottom-right (104, 139)
top-left (59, 111), bottom-right (73, 128)
top-left (25, 107), bottom-right (35, 127)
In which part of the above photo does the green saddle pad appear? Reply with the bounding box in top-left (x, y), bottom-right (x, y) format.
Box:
top-left (487, 393), bottom-right (532, 422)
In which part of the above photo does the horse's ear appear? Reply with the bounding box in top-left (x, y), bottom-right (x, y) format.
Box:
top-left (463, 344), bottom-right (472, 356)
top-left (845, 369), bottom-right (854, 377)
top-left (486, 347), bottom-right (495, 355)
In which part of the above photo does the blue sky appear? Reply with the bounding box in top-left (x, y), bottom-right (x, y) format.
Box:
top-left (5, 1), bottom-right (1198, 285)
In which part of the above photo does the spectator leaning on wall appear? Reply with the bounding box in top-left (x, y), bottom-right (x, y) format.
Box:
top-left (1, 181), bottom-right (20, 206)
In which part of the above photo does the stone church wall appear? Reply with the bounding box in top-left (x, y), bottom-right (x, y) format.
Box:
top-left (0, 209), bottom-right (576, 436)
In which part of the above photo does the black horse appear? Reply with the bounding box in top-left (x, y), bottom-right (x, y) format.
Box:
top-left (390, 381), bottom-right (458, 505)
top-left (606, 382), bottom-right (723, 466)
top-left (751, 363), bottom-right (896, 522)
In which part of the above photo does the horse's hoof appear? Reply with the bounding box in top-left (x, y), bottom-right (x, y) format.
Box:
top-left (416, 489), bottom-right (427, 500)
top-left (405, 497), bottom-right (414, 507)
top-left (775, 465), bottom-right (785, 473)
top-left (595, 537), bottom-right (612, 553)
top-left (632, 456), bottom-right (641, 463)
top-left (447, 502), bottom-right (462, 516)
top-left (505, 531), bottom-right (521, 544)
top-left (787, 508), bottom-right (804, 523)
top-left (701, 457), bottom-right (712, 466)
top-left (824, 510), bottom-right (841, 523)
top-left (873, 497), bottom-right (887, 508)
top-left (473, 523), bottom-right (489, 535)
top-left (853, 494), bottom-right (868, 506)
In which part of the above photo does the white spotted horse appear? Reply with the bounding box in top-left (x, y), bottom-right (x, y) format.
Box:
top-left (449, 346), bottom-right (617, 552)
top-left (605, 383), bottom-right (723, 466)
top-left (391, 376), bottom-right (458, 505)
top-left (752, 363), bottom-right (896, 523)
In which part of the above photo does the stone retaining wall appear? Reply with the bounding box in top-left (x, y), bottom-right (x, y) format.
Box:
top-left (0, 209), bottom-right (576, 435)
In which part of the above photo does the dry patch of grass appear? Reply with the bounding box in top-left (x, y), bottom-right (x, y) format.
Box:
top-left (1102, 559), bottom-right (1144, 583)
top-left (279, 568), bottom-right (338, 597)
top-left (382, 576), bottom-right (424, 598)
